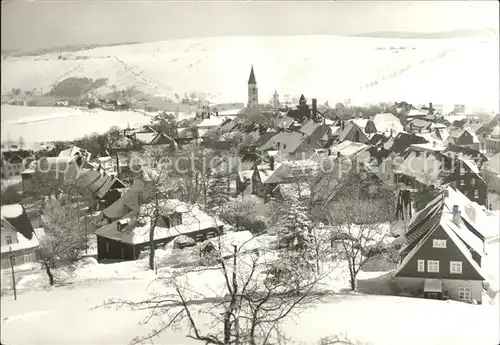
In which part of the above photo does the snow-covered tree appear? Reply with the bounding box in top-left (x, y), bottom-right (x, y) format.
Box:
top-left (206, 171), bottom-right (230, 213)
top-left (39, 199), bottom-right (87, 285)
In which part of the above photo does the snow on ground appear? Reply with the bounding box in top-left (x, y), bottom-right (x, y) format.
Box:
top-left (1, 105), bottom-right (154, 144)
top-left (1, 263), bottom-right (498, 345)
top-left (1, 230), bottom-right (498, 345)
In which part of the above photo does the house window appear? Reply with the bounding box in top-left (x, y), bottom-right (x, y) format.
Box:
top-left (458, 287), bottom-right (472, 301)
top-left (471, 178), bottom-right (476, 186)
top-left (474, 190), bottom-right (479, 199)
top-left (206, 232), bottom-right (215, 239)
top-left (427, 260), bottom-right (439, 273)
top-left (106, 243), bottom-right (110, 253)
top-left (417, 260), bottom-right (425, 272)
top-left (459, 179), bottom-right (465, 186)
top-left (6, 235), bottom-right (13, 245)
top-left (433, 239), bottom-right (447, 248)
top-left (450, 261), bottom-right (462, 274)
top-left (24, 253), bottom-right (31, 263)
top-left (11, 254), bottom-right (16, 265)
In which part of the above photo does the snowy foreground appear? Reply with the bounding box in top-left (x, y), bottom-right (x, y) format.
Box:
top-left (2, 236), bottom-right (499, 345)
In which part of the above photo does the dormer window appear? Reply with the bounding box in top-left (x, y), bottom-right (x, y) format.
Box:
top-left (117, 218), bottom-right (130, 232)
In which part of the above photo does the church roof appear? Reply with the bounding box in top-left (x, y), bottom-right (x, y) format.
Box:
top-left (248, 66), bottom-right (257, 84)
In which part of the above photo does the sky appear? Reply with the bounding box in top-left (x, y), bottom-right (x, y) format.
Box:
top-left (1, 0), bottom-right (499, 51)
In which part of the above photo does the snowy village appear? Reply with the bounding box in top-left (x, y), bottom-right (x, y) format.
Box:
top-left (1, 2), bottom-right (500, 345)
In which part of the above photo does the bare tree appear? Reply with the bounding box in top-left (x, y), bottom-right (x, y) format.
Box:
top-left (129, 145), bottom-right (179, 270)
top-left (99, 233), bottom-right (331, 345)
top-left (326, 196), bottom-right (396, 290)
top-left (39, 198), bottom-right (87, 285)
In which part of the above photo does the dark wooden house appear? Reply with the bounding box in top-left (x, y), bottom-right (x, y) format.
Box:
top-left (395, 186), bottom-right (487, 303)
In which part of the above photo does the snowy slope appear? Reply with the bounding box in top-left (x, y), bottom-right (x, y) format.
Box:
top-left (2, 35), bottom-right (498, 110)
top-left (1, 105), bottom-right (153, 143)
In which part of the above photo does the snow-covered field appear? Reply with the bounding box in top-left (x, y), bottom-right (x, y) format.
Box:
top-left (1, 232), bottom-right (499, 345)
top-left (2, 35), bottom-right (499, 110)
top-left (1, 105), bottom-right (154, 143)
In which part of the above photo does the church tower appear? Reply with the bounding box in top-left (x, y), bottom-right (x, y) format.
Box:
top-left (247, 65), bottom-right (258, 109)
top-left (273, 89), bottom-right (280, 110)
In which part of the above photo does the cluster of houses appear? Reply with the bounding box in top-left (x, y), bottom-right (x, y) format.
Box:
top-left (1, 66), bottom-right (499, 304)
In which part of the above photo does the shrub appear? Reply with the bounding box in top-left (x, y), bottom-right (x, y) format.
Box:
top-left (242, 215), bottom-right (267, 235)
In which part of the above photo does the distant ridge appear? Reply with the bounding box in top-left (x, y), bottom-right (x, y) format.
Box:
top-left (352, 28), bottom-right (497, 39)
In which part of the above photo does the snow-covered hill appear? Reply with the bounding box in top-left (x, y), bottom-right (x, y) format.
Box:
top-left (2, 35), bottom-right (499, 110)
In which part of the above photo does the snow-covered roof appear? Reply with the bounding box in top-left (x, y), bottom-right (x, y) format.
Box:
top-left (0, 230), bottom-right (39, 254)
top-left (238, 170), bottom-right (253, 181)
top-left (407, 108), bottom-right (427, 116)
top-left (373, 113), bottom-right (404, 135)
top-left (462, 159), bottom-right (480, 174)
top-left (410, 142), bottom-right (446, 152)
top-left (1, 204), bottom-right (23, 218)
top-left (96, 200), bottom-right (222, 244)
top-left (196, 117), bottom-right (225, 128)
top-left (331, 140), bottom-right (369, 158)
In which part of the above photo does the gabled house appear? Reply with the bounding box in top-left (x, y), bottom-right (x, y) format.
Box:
top-left (59, 145), bottom-right (91, 161)
top-left (407, 119), bottom-right (433, 134)
top-left (95, 200), bottom-right (224, 261)
top-left (1, 204), bottom-right (42, 269)
top-left (482, 152), bottom-right (500, 194)
top-left (1, 150), bottom-right (33, 179)
top-left (443, 145), bottom-right (488, 168)
top-left (394, 149), bottom-right (488, 206)
top-left (447, 129), bottom-right (481, 150)
top-left (385, 132), bottom-right (428, 156)
top-left (373, 113), bottom-right (404, 136)
top-left (333, 121), bottom-right (369, 144)
top-left (395, 186), bottom-right (487, 303)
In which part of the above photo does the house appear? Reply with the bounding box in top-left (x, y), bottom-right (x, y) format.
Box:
top-left (251, 161), bottom-right (281, 199)
top-left (443, 160), bottom-right (487, 207)
top-left (395, 186), bottom-right (487, 304)
top-left (372, 113), bottom-right (404, 136)
top-left (394, 149), bottom-right (488, 206)
top-left (21, 155), bottom-right (94, 195)
top-left (407, 119), bottom-right (433, 134)
top-left (484, 125), bottom-right (500, 154)
top-left (447, 129), bottom-right (481, 150)
top-left (257, 122), bottom-right (328, 157)
top-left (59, 145), bottom-right (91, 161)
top-left (385, 132), bottom-right (428, 156)
top-left (1, 150), bottom-right (33, 179)
top-left (74, 169), bottom-right (127, 209)
top-left (482, 152), bottom-right (500, 194)
top-left (95, 200), bottom-right (224, 261)
top-left (333, 122), bottom-right (369, 144)
top-left (443, 145), bottom-right (488, 168)
top-left (1, 204), bottom-right (42, 269)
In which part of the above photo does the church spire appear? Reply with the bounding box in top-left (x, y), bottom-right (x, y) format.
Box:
top-left (248, 65), bottom-right (257, 85)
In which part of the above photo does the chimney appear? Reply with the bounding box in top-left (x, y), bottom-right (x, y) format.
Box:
top-left (337, 151), bottom-right (341, 158)
top-left (269, 156), bottom-right (275, 170)
top-left (328, 148), bottom-right (331, 156)
top-left (312, 98), bottom-right (317, 118)
top-left (452, 205), bottom-right (461, 226)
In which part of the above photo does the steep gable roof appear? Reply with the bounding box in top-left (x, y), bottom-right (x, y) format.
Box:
top-left (396, 186), bottom-right (487, 279)
top-left (1, 204), bottom-right (35, 241)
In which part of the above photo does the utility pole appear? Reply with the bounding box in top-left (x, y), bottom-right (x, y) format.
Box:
top-left (9, 246), bottom-right (17, 301)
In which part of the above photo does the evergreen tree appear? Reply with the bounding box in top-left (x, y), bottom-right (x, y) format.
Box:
top-left (206, 171), bottom-right (230, 213)
top-left (269, 197), bottom-right (316, 286)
